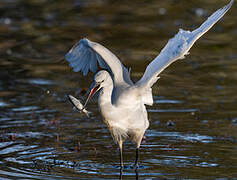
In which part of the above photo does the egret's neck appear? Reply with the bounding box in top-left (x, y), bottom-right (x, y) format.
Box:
top-left (98, 78), bottom-right (113, 108)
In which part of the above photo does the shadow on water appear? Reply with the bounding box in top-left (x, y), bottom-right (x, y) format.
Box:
top-left (1, 0), bottom-right (237, 179)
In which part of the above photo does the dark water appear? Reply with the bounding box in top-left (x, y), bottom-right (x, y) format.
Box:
top-left (1, 0), bottom-right (237, 179)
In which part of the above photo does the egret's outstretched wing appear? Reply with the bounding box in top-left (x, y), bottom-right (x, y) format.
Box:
top-left (136, 0), bottom-right (234, 88)
top-left (65, 38), bottom-right (133, 85)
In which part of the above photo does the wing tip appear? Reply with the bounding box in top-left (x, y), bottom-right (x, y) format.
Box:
top-left (65, 52), bottom-right (72, 62)
top-left (223, 0), bottom-right (234, 12)
top-left (230, 0), bottom-right (234, 6)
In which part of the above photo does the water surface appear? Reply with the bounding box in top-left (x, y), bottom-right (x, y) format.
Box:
top-left (0, 0), bottom-right (237, 179)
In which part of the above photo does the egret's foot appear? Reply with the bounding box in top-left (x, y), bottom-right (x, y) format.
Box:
top-left (133, 163), bottom-right (139, 170)
top-left (116, 165), bottom-right (132, 170)
top-left (115, 165), bottom-right (124, 169)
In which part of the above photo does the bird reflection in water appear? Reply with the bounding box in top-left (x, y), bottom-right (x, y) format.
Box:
top-left (119, 167), bottom-right (139, 180)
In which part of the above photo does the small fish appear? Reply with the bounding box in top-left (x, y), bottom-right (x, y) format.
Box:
top-left (68, 95), bottom-right (91, 117)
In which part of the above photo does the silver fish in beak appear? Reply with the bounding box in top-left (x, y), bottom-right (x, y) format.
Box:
top-left (68, 95), bottom-right (91, 117)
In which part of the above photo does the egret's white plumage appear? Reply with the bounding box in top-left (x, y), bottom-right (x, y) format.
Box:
top-left (65, 0), bottom-right (233, 169)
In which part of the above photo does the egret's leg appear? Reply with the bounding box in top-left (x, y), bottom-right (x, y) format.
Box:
top-left (134, 133), bottom-right (144, 169)
top-left (119, 140), bottom-right (124, 169)
top-left (134, 147), bottom-right (139, 169)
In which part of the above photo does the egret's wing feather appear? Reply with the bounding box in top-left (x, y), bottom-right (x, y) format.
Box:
top-left (96, 53), bottom-right (110, 70)
top-left (89, 53), bottom-right (97, 72)
top-left (136, 0), bottom-right (233, 88)
top-left (66, 38), bottom-right (133, 85)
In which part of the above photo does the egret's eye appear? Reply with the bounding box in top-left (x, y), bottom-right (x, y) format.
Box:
top-left (96, 80), bottom-right (104, 84)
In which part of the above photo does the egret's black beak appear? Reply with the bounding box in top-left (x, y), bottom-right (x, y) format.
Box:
top-left (82, 82), bottom-right (101, 109)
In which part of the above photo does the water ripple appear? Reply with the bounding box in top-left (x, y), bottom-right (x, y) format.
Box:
top-left (148, 108), bottom-right (199, 113)
top-left (0, 101), bottom-right (9, 107)
top-left (154, 99), bottom-right (183, 104)
top-left (146, 131), bottom-right (214, 143)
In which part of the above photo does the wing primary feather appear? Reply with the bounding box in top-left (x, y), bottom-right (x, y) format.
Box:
top-left (65, 50), bottom-right (80, 63)
top-left (82, 50), bottom-right (91, 76)
top-left (72, 48), bottom-right (88, 72)
top-left (68, 50), bottom-right (85, 71)
top-left (136, 0), bottom-right (234, 88)
top-left (78, 50), bottom-right (90, 74)
top-left (65, 38), bottom-right (133, 85)
top-left (90, 52), bottom-right (98, 73)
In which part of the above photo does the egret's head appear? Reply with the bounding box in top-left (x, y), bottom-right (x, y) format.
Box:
top-left (94, 70), bottom-right (111, 86)
top-left (83, 70), bottom-right (111, 109)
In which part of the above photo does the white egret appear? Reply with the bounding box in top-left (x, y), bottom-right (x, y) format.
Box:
top-left (65, 0), bottom-right (233, 169)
